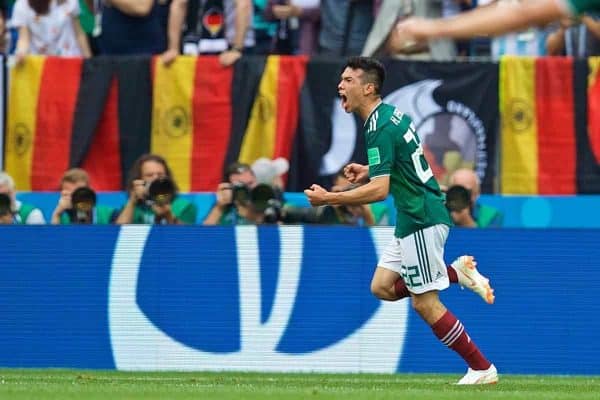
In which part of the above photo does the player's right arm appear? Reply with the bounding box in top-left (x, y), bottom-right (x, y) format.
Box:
top-left (162, 0), bottom-right (187, 65)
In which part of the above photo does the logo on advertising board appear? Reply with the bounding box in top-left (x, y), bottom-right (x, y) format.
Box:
top-left (109, 226), bottom-right (408, 373)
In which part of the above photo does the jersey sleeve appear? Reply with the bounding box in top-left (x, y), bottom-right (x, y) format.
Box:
top-left (556, 0), bottom-right (600, 15)
top-left (367, 123), bottom-right (395, 179)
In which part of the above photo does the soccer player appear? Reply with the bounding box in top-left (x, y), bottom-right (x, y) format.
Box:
top-left (394, 0), bottom-right (600, 44)
top-left (304, 57), bottom-right (498, 385)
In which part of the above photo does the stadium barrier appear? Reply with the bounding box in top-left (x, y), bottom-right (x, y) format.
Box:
top-left (16, 192), bottom-right (600, 228)
top-left (1, 225), bottom-right (598, 374)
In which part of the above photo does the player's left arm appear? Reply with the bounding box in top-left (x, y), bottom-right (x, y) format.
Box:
top-left (305, 176), bottom-right (389, 207)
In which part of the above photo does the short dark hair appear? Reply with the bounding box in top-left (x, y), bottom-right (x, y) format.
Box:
top-left (343, 57), bottom-right (386, 95)
top-left (225, 162), bottom-right (253, 181)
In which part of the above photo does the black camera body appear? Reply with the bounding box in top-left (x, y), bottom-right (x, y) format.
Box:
top-left (146, 177), bottom-right (176, 207)
top-left (228, 183), bottom-right (286, 223)
top-left (69, 187), bottom-right (97, 224)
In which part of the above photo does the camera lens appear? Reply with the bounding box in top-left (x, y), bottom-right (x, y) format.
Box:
top-left (148, 177), bottom-right (176, 205)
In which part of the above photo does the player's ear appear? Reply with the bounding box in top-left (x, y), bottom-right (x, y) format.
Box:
top-left (363, 82), bottom-right (375, 96)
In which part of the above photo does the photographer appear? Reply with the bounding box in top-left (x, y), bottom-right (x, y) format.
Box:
top-left (448, 168), bottom-right (503, 228)
top-left (116, 154), bottom-right (197, 225)
top-left (51, 168), bottom-right (118, 224)
top-left (0, 193), bottom-right (16, 224)
top-left (203, 162), bottom-right (259, 225)
top-left (0, 171), bottom-right (45, 224)
top-left (445, 184), bottom-right (477, 228)
top-left (59, 187), bottom-right (119, 224)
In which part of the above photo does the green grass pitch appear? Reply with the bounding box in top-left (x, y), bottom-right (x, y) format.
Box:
top-left (0, 370), bottom-right (598, 400)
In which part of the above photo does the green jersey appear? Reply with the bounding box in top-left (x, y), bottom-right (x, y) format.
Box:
top-left (133, 197), bottom-right (197, 224)
top-left (365, 102), bottom-right (452, 238)
top-left (561, 0), bottom-right (600, 14)
top-left (59, 205), bottom-right (118, 224)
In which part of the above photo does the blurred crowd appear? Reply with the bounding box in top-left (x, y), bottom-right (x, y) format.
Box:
top-left (0, 0), bottom-right (599, 64)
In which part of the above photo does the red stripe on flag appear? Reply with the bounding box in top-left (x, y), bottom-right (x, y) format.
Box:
top-left (535, 58), bottom-right (576, 194)
top-left (274, 56), bottom-right (307, 161)
top-left (31, 57), bottom-right (82, 190)
top-left (191, 56), bottom-right (233, 191)
top-left (587, 68), bottom-right (600, 163)
top-left (82, 78), bottom-right (122, 190)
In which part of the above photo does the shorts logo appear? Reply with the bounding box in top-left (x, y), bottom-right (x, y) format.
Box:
top-left (368, 147), bottom-right (381, 166)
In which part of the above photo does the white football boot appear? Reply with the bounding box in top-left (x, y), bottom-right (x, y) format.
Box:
top-left (457, 364), bottom-right (499, 385)
top-left (451, 255), bottom-right (495, 304)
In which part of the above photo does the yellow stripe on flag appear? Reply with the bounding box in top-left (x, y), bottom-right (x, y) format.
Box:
top-left (239, 56), bottom-right (279, 164)
top-left (5, 56), bottom-right (45, 191)
top-left (588, 57), bottom-right (600, 88)
top-left (500, 56), bottom-right (538, 194)
top-left (151, 56), bottom-right (196, 192)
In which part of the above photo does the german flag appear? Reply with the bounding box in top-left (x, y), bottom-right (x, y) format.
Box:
top-left (500, 57), bottom-right (576, 194)
top-left (5, 57), bottom-right (82, 190)
top-left (573, 58), bottom-right (600, 193)
top-left (153, 55), bottom-right (307, 191)
top-left (236, 56), bottom-right (307, 166)
top-left (5, 56), bottom-right (152, 191)
top-left (152, 56), bottom-right (233, 192)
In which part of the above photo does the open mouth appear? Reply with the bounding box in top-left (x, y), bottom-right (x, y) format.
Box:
top-left (339, 94), bottom-right (348, 108)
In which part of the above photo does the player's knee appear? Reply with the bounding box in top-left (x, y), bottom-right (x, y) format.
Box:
top-left (370, 281), bottom-right (388, 300)
top-left (411, 296), bottom-right (430, 315)
top-left (371, 281), bottom-right (384, 299)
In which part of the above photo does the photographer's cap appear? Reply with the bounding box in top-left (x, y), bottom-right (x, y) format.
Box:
top-left (251, 157), bottom-right (289, 185)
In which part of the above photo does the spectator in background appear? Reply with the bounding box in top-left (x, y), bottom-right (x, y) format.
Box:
top-left (203, 162), bottom-right (259, 225)
top-left (0, 171), bottom-right (46, 224)
top-left (253, 0), bottom-right (277, 53)
top-left (441, 0), bottom-right (473, 56)
top-left (162, 0), bottom-right (254, 67)
top-left (489, 0), bottom-right (551, 60)
top-left (97, 0), bottom-right (167, 55)
top-left (0, 0), bottom-right (8, 53)
top-left (319, 0), bottom-right (373, 56)
top-left (263, 0), bottom-right (320, 55)
top-left (51, 168), bottom-right (118, 224)
top-left (12, 0), bottom-right (92, 64)
top-left (448, 168), bottom-right (502, 228)
top-left (0, 193), bottom-right (15, 224)
top-left (546, 14), bottom-right (600, 57)
top-left (116, 154), bottom-right (197, 224)
top-left (362, 0), bottom-right (456, 60)
top-left (78, 0), bottom-right (99, 54)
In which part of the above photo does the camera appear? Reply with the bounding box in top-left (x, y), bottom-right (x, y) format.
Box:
top-left (146, 177), bottom-right (176, 207)
top-left (69, 187), bottom-right (97, 224)
top-left (229, 183), bottom-right (283, 220)
top-left (445, 185), bottom-right (472, 213)
top-left (0, 193), bottom-right (13, 218)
